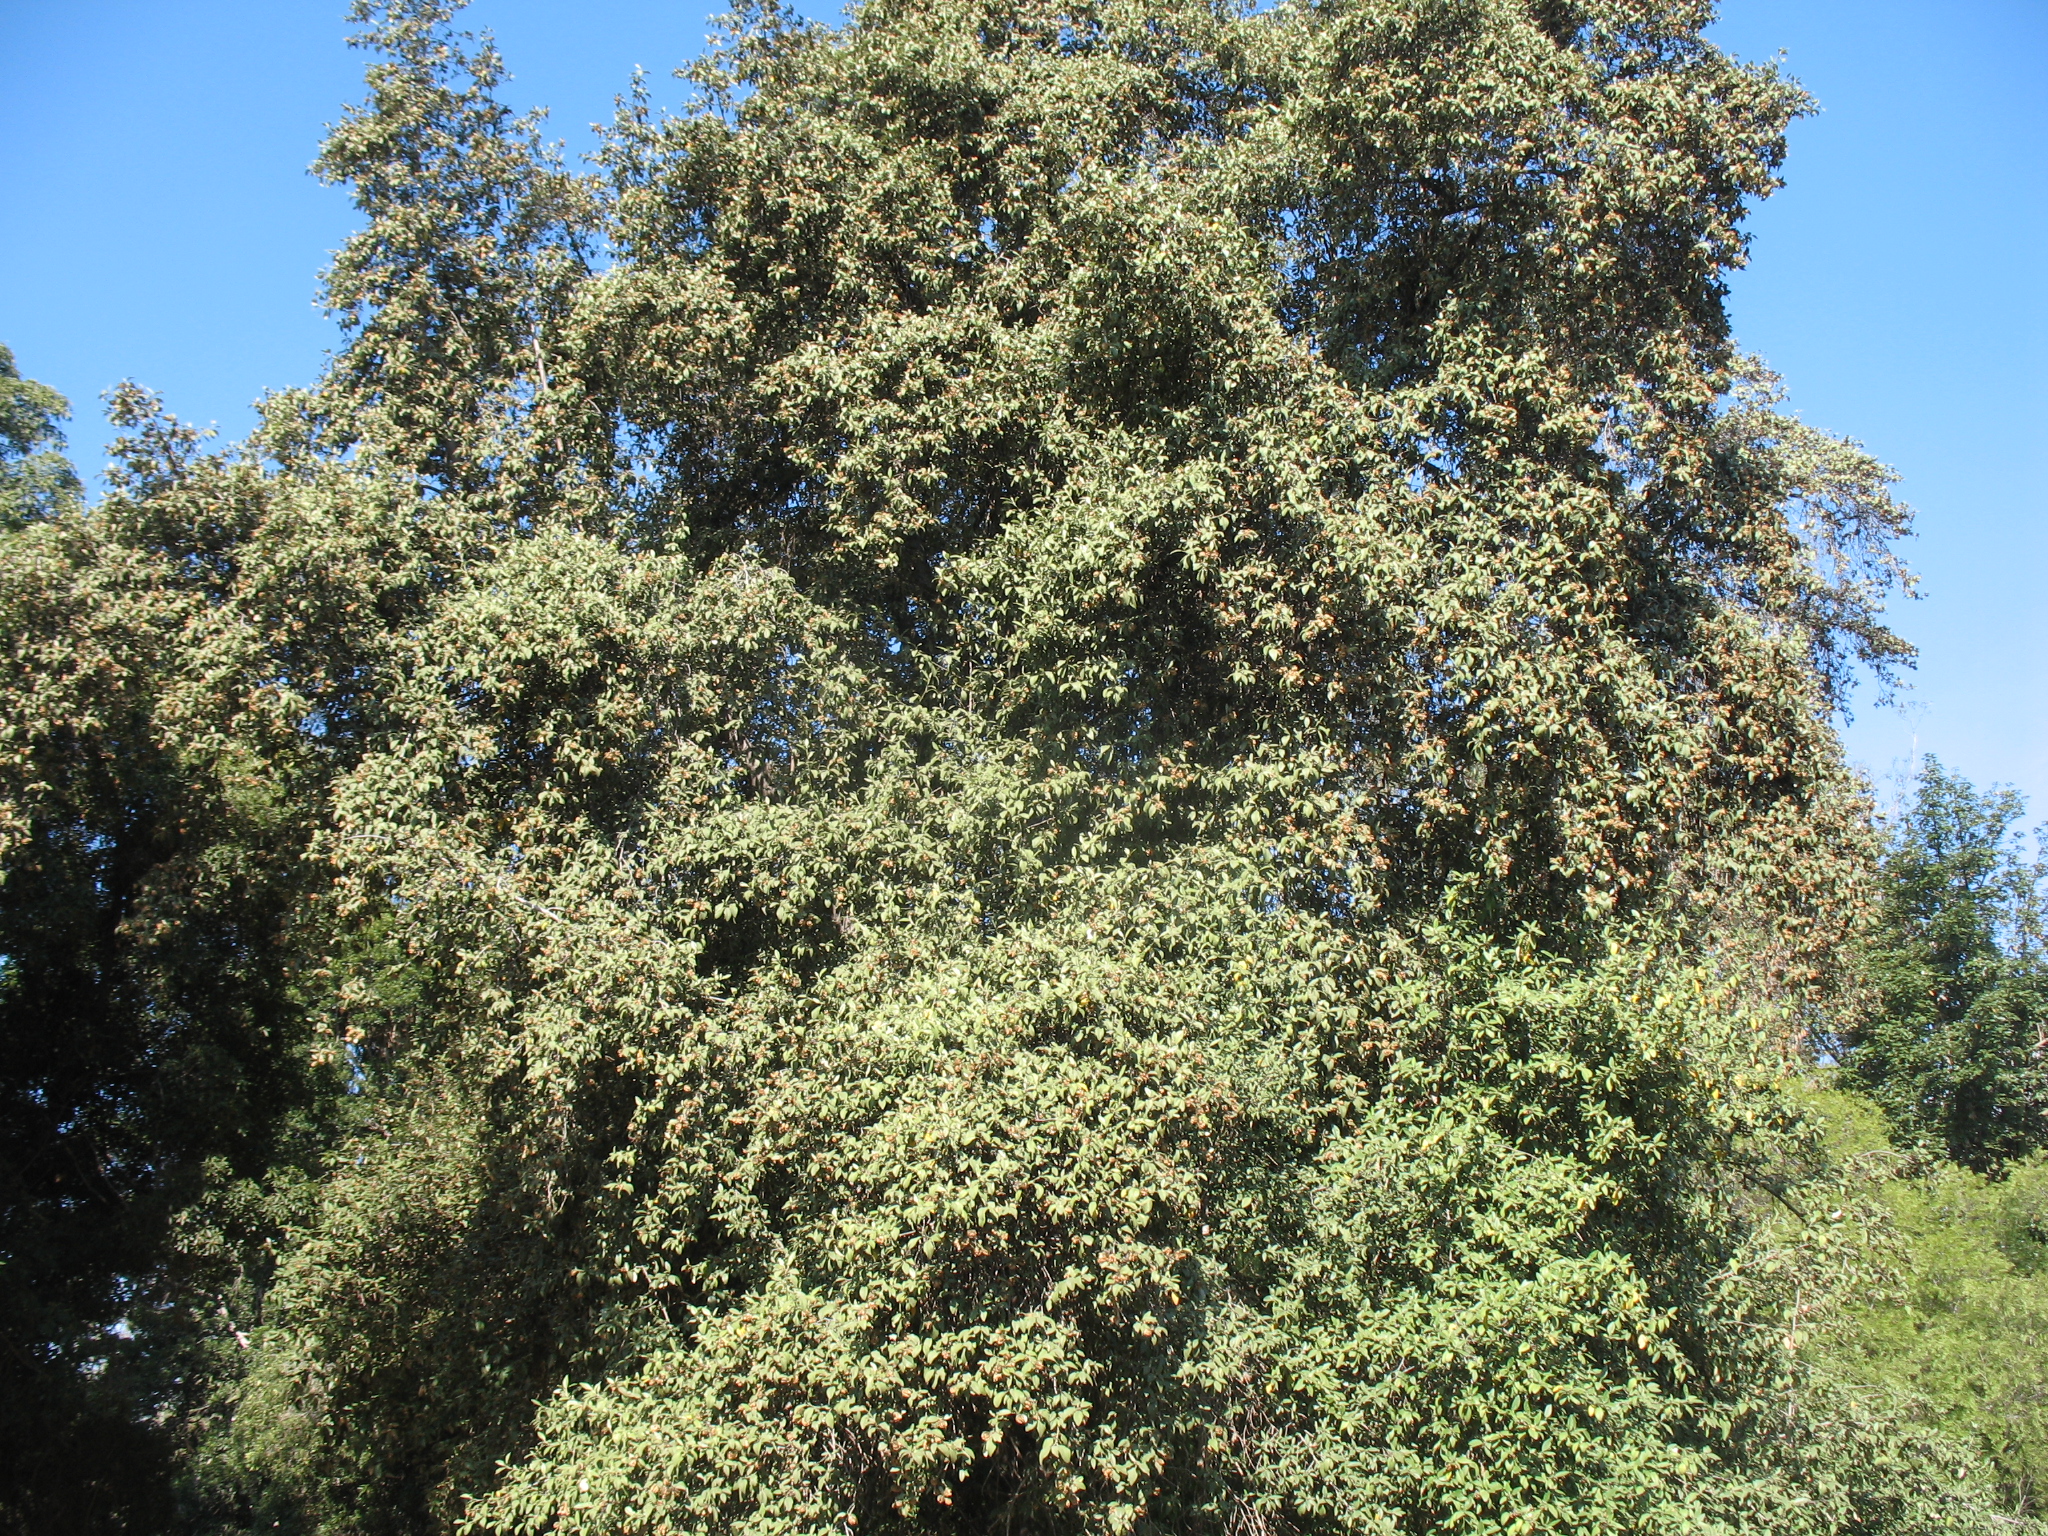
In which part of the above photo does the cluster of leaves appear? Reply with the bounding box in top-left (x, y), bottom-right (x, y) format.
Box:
top-left (0, 0), bottom-right (2022, 1532)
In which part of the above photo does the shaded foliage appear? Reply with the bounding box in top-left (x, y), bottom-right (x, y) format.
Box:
top-left (0, 384), bottom-right (349, 1532)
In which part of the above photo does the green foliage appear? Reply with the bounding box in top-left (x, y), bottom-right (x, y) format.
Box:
top-left (473, 929), bottom-right (2000, 1536)
top-left (0, 343), bottom-right (82, 528)
top-left (311, 0), bottom-right (602, 498)
top-left (1810, 760), bottom-right (2048, 1522)
top-left (1, 0), bottom-right (2014, 1532)
top-left (1847, 760), bottom-right (2048, 1171)
top-left (1809, 1087), bottom-right (2048, 1520)
top-left (0, 389), bottom-right (366, 1532)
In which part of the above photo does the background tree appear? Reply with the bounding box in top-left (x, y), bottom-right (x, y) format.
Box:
top-left (1846, 758), bottom-right (2048, 1171)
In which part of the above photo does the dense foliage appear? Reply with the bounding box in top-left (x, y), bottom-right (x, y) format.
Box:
top-left (1811, 1086), bottom-right (2048, 1520)
top-left (2, 0), bottom-right (2026, 1532)
top-left (0, 381), bottom-right (348, 1531)
top-left (1810, 767), bottom-right (2048, 1522)
top-left (1844, 760), bottom-right (2047, 1171)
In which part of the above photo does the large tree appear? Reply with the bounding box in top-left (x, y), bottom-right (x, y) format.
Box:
top-left (2, 0), bottom-right (2010, 1531)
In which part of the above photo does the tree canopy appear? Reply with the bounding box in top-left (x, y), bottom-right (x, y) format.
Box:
top-left (0, 1), bottom-right (2021, 1533)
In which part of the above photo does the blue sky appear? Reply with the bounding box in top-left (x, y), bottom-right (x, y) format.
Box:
top-left (3, 0), bottom-right (2041, 819)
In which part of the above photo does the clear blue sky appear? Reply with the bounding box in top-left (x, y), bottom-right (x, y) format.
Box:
top-left (3, 1), bottom-right (2042, 820)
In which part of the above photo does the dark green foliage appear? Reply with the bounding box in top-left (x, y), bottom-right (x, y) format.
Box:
top-left (0, 385), bottom-right (356, 1534)
top-left (1847, 760), bottom-right (2048, 1172)
top-left (1815, 766), bottom-right (2048, 1524)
